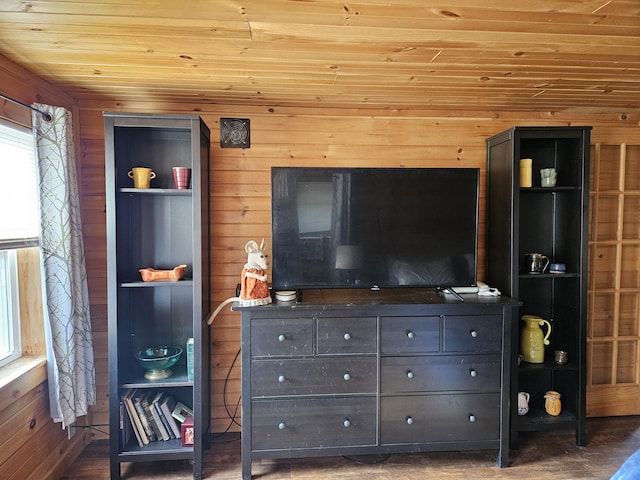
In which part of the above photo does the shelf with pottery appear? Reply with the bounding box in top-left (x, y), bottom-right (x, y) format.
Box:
top-left (518, 408), bottom-right (577, 430)
top-left (486, 126), bottom-right (591, 449)
top-left (519, 360), bottom-right (579, 372)
top-left (518, 273), bottom-right (579, 279)
top-left (520, 186), bottom-right (581, 193)
top-left (122, 371), bottom-right (193, 389)
top-left (517, 358), bottom-right (580, 431)
top-left (120, 187), bottom-right (193, 195)
top-left (105, 112), bottom-right (211, 480)
top-left (121, 280), bottom-right (194, 288)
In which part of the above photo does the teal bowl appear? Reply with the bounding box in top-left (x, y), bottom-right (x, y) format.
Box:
top-left (134, 346), bottom-right (182, 380)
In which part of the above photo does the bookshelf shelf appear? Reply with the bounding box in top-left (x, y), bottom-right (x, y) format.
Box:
top-left (105, 113), bottom-right (211, 480)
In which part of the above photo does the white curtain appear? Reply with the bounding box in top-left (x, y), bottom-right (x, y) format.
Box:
top-left (32, 103), bottom-right (95, 431)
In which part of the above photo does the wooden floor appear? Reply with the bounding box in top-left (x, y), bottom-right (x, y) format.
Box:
top-left (62, 417), bottom-right (640, 479)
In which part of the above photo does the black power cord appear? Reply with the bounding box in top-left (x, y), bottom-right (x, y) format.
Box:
top-left (210, 347), bottom-right (242, 442)
top-left (223, 348), bottom-right (242, 427)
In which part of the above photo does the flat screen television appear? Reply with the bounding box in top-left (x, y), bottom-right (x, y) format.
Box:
top-left (271, 167), bottom-right (479, 291)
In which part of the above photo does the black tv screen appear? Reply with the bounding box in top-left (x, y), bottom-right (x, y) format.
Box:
top-left (271, 167), bottom-right (479, 290)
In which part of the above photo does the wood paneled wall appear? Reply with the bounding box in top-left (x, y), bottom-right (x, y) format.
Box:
top-left (74, 98), bottom-right (640, 434)
top-left (0, 359), bottom-right (92, 480)
top-left (3, 50), bottom-right (640, 473)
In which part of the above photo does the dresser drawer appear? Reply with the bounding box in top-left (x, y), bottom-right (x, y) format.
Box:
top-left (252, 397), bottom-right (377, 450)
top-left (250, 318), bottom-right (313, 357)
top-left (251, 357), bottom-right (377, 397)
top-left (317, 317), bottom-right (377, 354)
top-left (380, 316), bottom-right (440, 354)
top-left (380, 393), bottom-right (500, 444)
top-left (443, 315), bottom-right (502, 353)
top-left (380, 355), bottom-right (501, 393)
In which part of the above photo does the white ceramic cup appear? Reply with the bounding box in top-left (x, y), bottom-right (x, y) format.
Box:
top-left (518, 391), bottom-right (530, 415)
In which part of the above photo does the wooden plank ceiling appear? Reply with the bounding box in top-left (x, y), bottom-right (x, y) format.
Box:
top-left (0, 0), bottom-right (638, 112)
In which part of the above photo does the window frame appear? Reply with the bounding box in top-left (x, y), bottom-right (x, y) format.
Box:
top-left (0, 249), bottom-right (22, 367)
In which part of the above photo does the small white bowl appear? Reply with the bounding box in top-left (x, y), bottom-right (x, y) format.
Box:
top-left (275, 290), bottom-right (297, 302)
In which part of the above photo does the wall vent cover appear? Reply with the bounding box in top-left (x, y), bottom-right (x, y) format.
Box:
top-left (220, 118), bottom-right (250, 148)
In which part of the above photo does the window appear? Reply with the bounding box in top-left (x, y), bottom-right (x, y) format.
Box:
top-left (0, 121), bottom-right (39, 249)
top-left (0, 121), bottom-right (39, 366)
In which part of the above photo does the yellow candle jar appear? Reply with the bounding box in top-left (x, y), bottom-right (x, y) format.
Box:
top-left (519, 158), bottom-right (533, 187)
top-left (544, 390), bottom-right (562, 416)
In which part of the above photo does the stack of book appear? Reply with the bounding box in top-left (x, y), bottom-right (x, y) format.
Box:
top-left (120, 389), bottom-right (193, 448)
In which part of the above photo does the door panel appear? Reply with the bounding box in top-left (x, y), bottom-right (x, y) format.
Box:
top-left (587, 143), bottom-right (640, 416)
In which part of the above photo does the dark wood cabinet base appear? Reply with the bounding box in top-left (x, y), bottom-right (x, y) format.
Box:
top-left (236, 289), bottom-right (519, 479)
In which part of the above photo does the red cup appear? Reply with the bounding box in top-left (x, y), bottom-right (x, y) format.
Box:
top-left (172, 167), bottom-right (191, 189)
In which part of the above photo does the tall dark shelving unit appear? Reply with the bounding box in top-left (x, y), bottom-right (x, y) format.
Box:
top-left (105, 113), bottom-right (211, 479)
top-left (486, 126), bottom-right (591, 448)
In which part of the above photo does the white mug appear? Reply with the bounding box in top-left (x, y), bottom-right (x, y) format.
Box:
top-left (518, 391), bottom-right (530, 415)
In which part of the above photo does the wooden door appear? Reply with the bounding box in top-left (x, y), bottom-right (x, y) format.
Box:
top-left (587, 143), bottom-right (640, 417)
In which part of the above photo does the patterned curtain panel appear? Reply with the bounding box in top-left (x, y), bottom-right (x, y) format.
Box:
top-left (32, 103), bottom-right (95, 430)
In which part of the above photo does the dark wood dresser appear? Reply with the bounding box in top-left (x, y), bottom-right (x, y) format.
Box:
top-left (235, 288), bottom-right (518, 479)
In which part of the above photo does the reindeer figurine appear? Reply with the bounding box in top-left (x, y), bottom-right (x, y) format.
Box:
top-left (206, 239), bottom-right (272, 325)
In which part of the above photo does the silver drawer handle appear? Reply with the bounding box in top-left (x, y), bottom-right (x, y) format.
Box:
top-left (278, 334), bottom-right (286, 342)
top-left (343, 332), bottom-right (351, 341)
top-left (406, 416), bottom-right (414, 425)
top-left (278, 421), bottom-right (286, 430)
top-left (469, 414), bottom-right (476, 423)
top-left (470, 330), bottom-right (478, 338)
top-left (343, 419), bottom-right (351, 428)
top-left (407, 331), bottom-right (415, 339)
top-left (469, 368), bottom-right (477, 377)
top-left (406, 370), bottom-right (414, 379)
top-left (343, 373), bottom-right (351, 381)
top-left (278, 375), bottom-right (286, 383)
